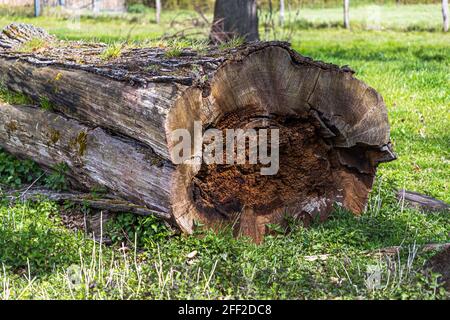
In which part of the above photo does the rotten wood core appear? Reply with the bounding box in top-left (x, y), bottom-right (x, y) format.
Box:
top-left (0, 23), bottom-right (396, 242)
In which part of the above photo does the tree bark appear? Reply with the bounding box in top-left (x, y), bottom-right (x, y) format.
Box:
top-left (210, 0), bottom-right (259, 43)
top-left (0, 103), bottom-right (173, 220)
top-left (344, 0), bottom-right (350, 29)
top-left (443, 0), bottom-right (449, 32)
top-left (0, 24), bottom-right (395, 242)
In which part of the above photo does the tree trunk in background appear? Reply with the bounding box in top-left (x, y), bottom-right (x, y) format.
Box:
top-left (344, 0), bottom-right (350, 29)
top-left (0, 24), bottom-right (396, 243)
top-left (279, 0), bottom-right (285, 26)
top-left (211, 0), bottom-right (259, 43)
top-left (156, 0), bottom-right (161, 24)
top-left (443, 0), bottom-right (449, 32)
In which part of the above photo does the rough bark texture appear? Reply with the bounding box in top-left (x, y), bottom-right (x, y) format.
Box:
top-left (211, 0), bottom-right (259, 43)
top-left (0, 103), bottom-right (173, 220)
top-left (0, 23), bottom-right (395, 242)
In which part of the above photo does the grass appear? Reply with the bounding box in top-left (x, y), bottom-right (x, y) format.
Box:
top-left (17, 37), bottom-right (49, 53)
top-left (1, 194), bottom-right (448, 299)
top-left (0, 85), bottom-right (32, 105)
top-left (218, 36), bottom-right (245, 50)
top-left (164, 45), bottom-right (183, 58)
top-left (289, 4), bottom-right (446, 32)
top-left (100, 42), bottom-right (124, 60)
top-left (0, 5), bottom-right (449, 299)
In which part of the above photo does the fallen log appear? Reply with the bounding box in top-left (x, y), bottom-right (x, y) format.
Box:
top-left (0, 23), bottom-right (396, 242)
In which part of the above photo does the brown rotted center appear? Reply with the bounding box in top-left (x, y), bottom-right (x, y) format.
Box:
top-left (191, 109), bottom-right (335, 219)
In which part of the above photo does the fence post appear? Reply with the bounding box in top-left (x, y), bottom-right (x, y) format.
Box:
top-left (443, 0), bottom-right (449, 32)
top-left (344, 0), bottom-right (350, 29)
top-left (156, 0), bottom-right (161, 24)
top-left (280, 0), bottom-right (285, 26)
top-left (92, 0), bottom-right (100, 13)
top-left (34, 0), bottom-right (41, 17)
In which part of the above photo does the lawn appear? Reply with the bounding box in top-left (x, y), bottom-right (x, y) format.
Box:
top-left (0, 4), bottom-right (449, 299)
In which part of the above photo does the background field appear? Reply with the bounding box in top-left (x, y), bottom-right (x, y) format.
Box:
top-left (0, 3), bottom-right (449, 299)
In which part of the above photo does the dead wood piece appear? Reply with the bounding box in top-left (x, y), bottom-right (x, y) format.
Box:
top-left (302, 243), bottom-right (450, 262)
top-left (397, 189), bottom-right (450, 213)
top-left (0, 24), bottom-right (396, 242)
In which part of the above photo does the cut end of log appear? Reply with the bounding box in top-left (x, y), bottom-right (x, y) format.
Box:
top-left (0, 24), bottom-right (396, 243)
top-left (166, 45), bottom-right (396, 242)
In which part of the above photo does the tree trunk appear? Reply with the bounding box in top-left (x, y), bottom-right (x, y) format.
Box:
top-left (210, 0), bottom-right (259, 43)
top-left (344, 0), bottom-right (350, 29)
top-left (155, 0), bottom-right (161, 25)
top-left (0, 24), bottom-right (395, 242)
top-left (279, 0), bottom-right (285, 27)
top-left (443, 0), bottom-right (449, 32)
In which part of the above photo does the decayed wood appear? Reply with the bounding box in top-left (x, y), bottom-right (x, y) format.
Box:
top-left (397, 189), bottom-right (450, 213)
top-left (0, 23), bottom-right (396, 242)
top-left (3, 187), bottom-right (160, 217)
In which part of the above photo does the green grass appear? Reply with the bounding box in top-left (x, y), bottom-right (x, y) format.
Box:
top-left (1, 193), bottom-right (448, 299)
top-left (16, 37), bottom-right (49, 53)
top-left (0, 5), bottom-right (449, 299)
top-left (290, 4), bottom-right (445, 31)
top-left (100, 42), bottom-right (124, 60)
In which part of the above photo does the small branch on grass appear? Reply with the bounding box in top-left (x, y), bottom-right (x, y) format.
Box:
top-left (303, 243), bottom-right (450, 262)
top-left (397, 189), bottom-right (450, 213)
